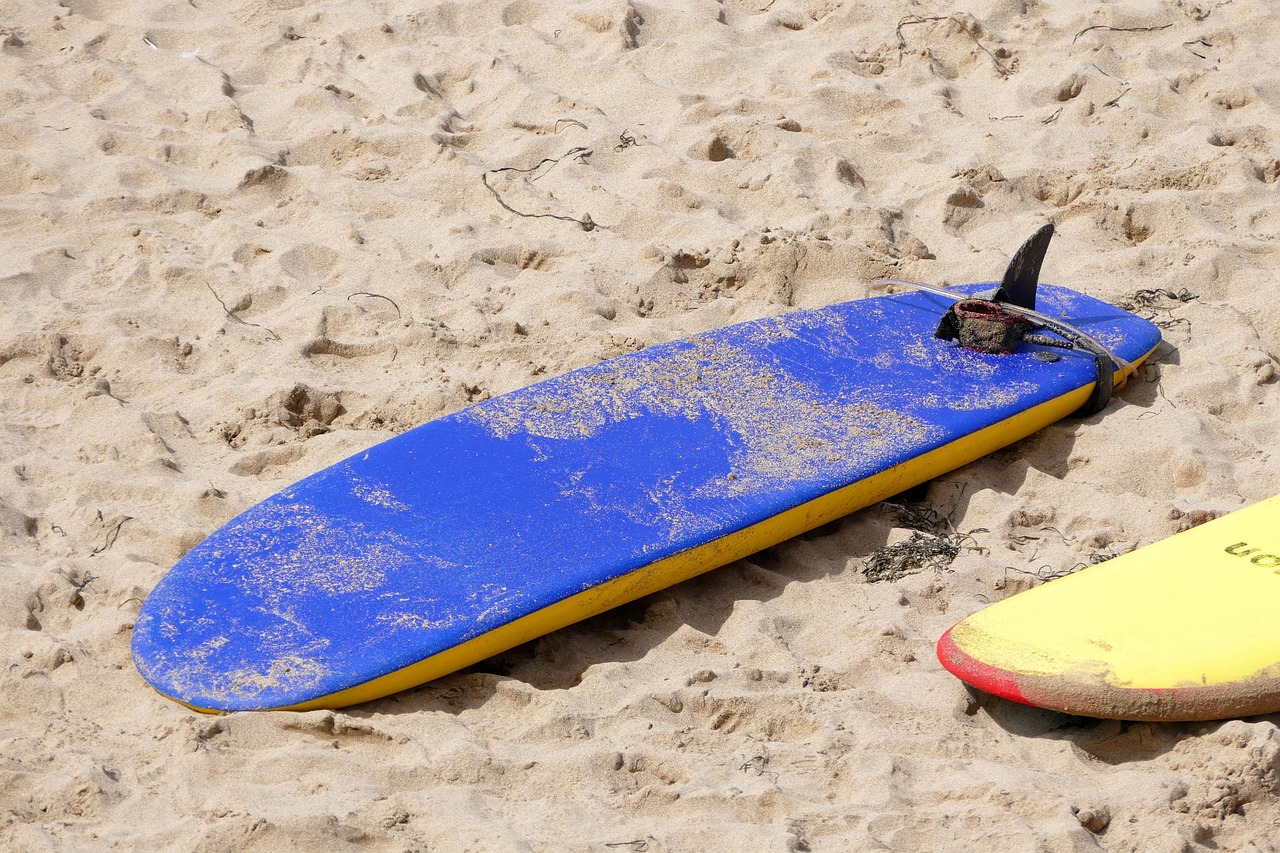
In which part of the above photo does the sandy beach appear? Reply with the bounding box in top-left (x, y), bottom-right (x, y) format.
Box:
top-left (3, 0), bottom-right (1280, 849)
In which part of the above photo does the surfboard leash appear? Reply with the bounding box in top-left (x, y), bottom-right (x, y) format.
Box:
top-left (878, 279), bottom-right (1136, 416)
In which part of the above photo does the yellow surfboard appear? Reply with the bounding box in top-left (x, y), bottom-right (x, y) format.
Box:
top-left (938, 496), bottom-right (1280, 721)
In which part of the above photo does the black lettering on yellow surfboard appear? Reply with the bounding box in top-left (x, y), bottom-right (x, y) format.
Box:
top-left (1224, 541), bottom-right (1280, 569)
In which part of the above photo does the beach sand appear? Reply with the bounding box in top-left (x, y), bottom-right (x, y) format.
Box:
top-left (2, 0), bottom-right (1279, 849)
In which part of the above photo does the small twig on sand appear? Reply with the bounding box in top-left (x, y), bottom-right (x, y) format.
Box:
top-left (896, 14), bottom-right (950, 49)
top-left (206, 283), bottom-right (281, 341)
top-left (1103, 87), bottom-right (1131, 107)
top-left (1183, 38), bottom-right (1212, 59)
top-left (1072, 23), bottom-right (1173, 45)
top-left (347, 292), bottom-right (402, 319)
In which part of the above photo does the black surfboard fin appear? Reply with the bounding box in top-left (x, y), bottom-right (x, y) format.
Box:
top-left (994, 223), bottom-right (1054, 311)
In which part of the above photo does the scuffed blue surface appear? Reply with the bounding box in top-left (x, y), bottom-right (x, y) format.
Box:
top-left (132, 284), bottom-right (1161, 710)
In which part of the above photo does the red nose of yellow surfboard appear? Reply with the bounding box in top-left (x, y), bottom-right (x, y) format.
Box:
top-left (938, 495), bottom-right (1280, 722)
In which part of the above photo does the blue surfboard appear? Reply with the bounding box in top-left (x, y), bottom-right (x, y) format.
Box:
top-left (132, 227), bottom-right (1163, 711)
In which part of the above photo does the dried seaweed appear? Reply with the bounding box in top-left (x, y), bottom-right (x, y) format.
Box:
top-left (1183, 38), bottom-right (1213, 60)
top-left (1005, 550), bottom-right (1117, 583)
top-left (1117, 287), bottom-right (1197, 330)
top-left (886, 501), bottom-right (949, 533)
top-left (1072, 23), bottom-right (1174, 45)
top-left (206, 282), bottom-right (281, 341)
top-left (1103, 87), bottom-right (1131, 108)
top-left (895, 14), bottom-right (1013, 78)
top-left (614, 129), bottom-right (638, 151)
top-left (347, 291), bottom-right (402, 318)
top-left (91, 511), bottom-right (133, 556)
top-left (69, 572), bottom-right (97, 609)
top-left (863, 502), bottom-right (987, 583)
top-left (481, 147), bottom-right (598, 231)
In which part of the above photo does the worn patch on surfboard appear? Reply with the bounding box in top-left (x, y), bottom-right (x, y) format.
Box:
top-left (133, 258), bottom-right (1162, 711)
top-left (939, 495), bottom-right (1280, 722)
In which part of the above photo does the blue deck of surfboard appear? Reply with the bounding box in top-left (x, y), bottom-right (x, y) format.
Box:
top-left (132, 284), bottom-right (1161, 710)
